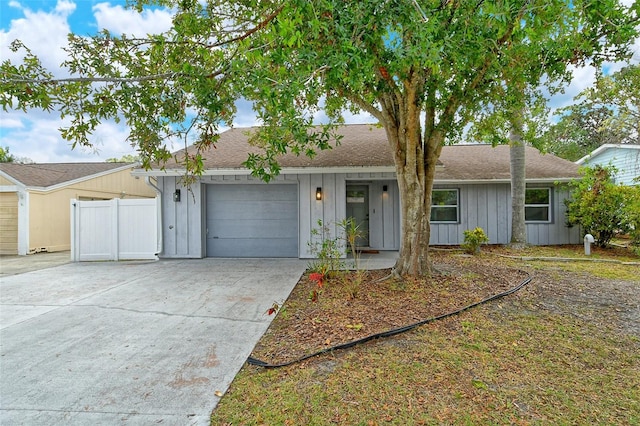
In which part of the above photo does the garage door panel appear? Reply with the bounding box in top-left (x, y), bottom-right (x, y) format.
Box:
top-left (208, 237), bottom-right (298, 258)
top-left (211, 185), bottom-right (297, 201)
top-left (208, 219), bottom-right (297, 239)
top-left (0, 192), bottom-right (18, 255)
top-left (208, 200), bottom-right (297, 220)
top-left (206, 184), bottom-right (298, 258)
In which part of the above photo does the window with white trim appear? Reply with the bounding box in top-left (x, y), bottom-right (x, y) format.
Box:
top-left (525, 188), bottom-right (551, 222)
top-left (431, 189), bottom-right (459, 223)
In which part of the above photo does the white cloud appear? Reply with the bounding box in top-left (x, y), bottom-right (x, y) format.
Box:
top-left (93, 2), bottom-right (173, 36)
top-left (0, 1), bottom-right (173, 163)
top-left (0, 1), bottom-right (73, 74)
top-left (1, 108), bottom-right (137, 163)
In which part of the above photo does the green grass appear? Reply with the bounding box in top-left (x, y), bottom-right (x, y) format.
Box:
top-left (210, 247), bottom-right (639, 425)
top-left (212, 306), bottom-right (639, 425)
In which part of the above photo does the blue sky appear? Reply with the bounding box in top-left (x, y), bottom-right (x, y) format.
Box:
top-left (0, 0), bottom-right (637, 163)
top-left (1, 0), bottom-right (98, 34)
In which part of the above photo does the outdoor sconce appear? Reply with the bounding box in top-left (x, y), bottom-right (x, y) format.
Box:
top-left (316, 187), bottom-right (322, 201)
top-left (173, 189), bottom-right (181, 202)
top-left (383, 185), bottom-right (388, 192)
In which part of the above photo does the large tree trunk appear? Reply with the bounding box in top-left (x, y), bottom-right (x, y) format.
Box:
top-left (374, 74), bottom-right (446, 278)
top-left (509, 118), bottom-right (527, 248)
top-left (381, 115), bottom-right (443, 277)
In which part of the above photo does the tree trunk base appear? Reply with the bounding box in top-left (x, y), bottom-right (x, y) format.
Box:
top-left (508, 242), bottom-right (528, 250)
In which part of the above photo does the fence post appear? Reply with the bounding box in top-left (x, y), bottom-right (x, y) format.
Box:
top-left (70, 199), bottom-right (78, 262)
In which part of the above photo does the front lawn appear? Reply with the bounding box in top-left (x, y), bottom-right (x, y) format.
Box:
top-left (211, 246), bottom-right (640, 425)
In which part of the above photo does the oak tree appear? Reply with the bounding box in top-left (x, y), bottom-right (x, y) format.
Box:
top-left (1, 0), bottom-right (638, 276)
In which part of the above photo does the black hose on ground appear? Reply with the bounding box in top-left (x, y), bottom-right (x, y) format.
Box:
top-left (247, 271), bottom-right (533, 368)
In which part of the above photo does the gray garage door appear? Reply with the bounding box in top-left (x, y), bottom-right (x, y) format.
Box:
top-left (206, 184), bottom-right (298, 257)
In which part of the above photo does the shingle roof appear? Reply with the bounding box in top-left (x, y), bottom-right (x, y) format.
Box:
top-left (158, 124), bottom-right (581, 181)
top-left (0, 162), bottom-right (134, 188)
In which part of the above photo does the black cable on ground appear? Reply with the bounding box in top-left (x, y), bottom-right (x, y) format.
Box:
top-left (247, 271), bottom-right (532, 368)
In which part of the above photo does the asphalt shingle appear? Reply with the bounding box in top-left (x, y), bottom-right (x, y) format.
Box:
top-left (0, 162), bottom-right (133, 188)
top-left (163, 124), bottom-right (580, 181)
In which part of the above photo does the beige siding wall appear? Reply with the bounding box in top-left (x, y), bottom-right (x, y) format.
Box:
top-left (0, 175), bottom-right (15, 185)
top-left (28, 168), bottom-right (155, 253)
top-left (0, 192), bottom-right (18, 255)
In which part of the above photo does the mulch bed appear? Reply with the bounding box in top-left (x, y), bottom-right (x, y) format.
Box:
top-left (251, 251), bottom-right (530, 365)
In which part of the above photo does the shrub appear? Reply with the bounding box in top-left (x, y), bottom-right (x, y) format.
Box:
top-left (462, 227), bottom-right (489, 254)
top-left (566, 166), bottom-right (634, 248)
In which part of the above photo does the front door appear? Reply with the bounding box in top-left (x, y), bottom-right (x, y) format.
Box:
top-left (346, 185), bottom-right (370, 248)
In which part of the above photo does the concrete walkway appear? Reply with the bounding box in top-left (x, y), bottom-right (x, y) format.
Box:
top-left (0, 258), bottom-right (307, 425)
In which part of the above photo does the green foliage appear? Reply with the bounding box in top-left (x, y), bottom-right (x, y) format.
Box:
top-left (0, 146), bottom-right (15, 163)
top-left (307, 220), bottom-right (346, 277)
top-left (566, 166), bottom-right (637, 247)
top-left (542, 105), bottom-right (628, 161)
top-left (541, 64), bottom-right (640, 161)
top-left (106, 154), bottom-right (141, 163)
top-left (340, 217), bottom-right (365, 270)
top-left (626, 185), bottom-right (640, 254)
top-left (307, 218), bottom-right (368, 301)
top-left (2, 0), bottom-right (639, 276)
top-left (462, 227), bottom-right (490, 255)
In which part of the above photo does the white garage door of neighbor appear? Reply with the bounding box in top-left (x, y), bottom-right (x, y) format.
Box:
top-left (206, 184), bottom-right (298, 257)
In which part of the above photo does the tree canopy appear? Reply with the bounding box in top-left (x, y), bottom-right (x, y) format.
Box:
top-left (544, 64), bottom-right (640, 161)
top-left (0, 146), bottom-right (15, 163)
top-left (1, 0), bottom-right (638, 276)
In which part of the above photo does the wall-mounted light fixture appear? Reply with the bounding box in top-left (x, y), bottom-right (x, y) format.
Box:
top-left (383, 185), bottom-right (388, 193)
top-left (173, 189), bottom-right (181, 202)
top-left (316, 187), bottom-right (322, 201)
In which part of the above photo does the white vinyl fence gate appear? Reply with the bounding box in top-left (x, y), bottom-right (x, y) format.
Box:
top-left (71, 198), bottom-right (158, 261)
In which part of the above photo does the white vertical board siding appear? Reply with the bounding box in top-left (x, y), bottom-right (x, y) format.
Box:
top-left (431, 183), bottom-right (511, 245)
top-left (298, 174), bottom-right (312, 258)
top-left (429, 183), bottom-right (579, 246)
top-left (157, 174), bottom-right (580, 259)
top-left (71, 198), bottom-right (157, 261)
top-left (160, 177), bottom-right (204, 258)
top-left (525, 186), bottom-right (581, 245)
top-left (159, 172), bottom-right (400, 259)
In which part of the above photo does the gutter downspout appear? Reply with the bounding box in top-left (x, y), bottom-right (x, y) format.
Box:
top-left (145, 177), bottom-right (163, 256)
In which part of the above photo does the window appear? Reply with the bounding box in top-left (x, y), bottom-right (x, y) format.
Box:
top-left (431, 189), bottom-right (459, 223)
top-left (525, 188), bottom-right (551, 222)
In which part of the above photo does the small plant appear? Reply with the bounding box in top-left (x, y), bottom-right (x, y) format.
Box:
top-left (309, 272), bottom-right (325, 288)
top-left (308, 219), bottom-right (346, 277)
top-left (462, 227), bottom-right (489, 254)
top-left (340, 269), bottom-right (366, 300)
top-left (339, 217), bottom-right (365, 270)
top-left (265, 301), bottom-right (281, 316)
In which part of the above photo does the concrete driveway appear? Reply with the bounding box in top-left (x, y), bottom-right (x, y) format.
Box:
top-left (0, 258), bottom-right (307, 425)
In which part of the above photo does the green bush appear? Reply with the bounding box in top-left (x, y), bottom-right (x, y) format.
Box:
top-left (462, 227), bottom-right (489, 254)
top-left (566, 166), bottom-right (635, 248)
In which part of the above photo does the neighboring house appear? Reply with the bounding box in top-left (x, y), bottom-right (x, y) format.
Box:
top-left (576, 144), bottom-right (640, 186)
top-left (0, 162), bottom-right (156, 255)
top-left (133, 124), bottom-right (582, 259)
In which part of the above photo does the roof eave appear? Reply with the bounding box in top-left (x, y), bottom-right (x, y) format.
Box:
top-left (576, 144), bottom-right (640, 165)
top-left (133, 168), bottom-right (578, 184)
top-left (24, 163), bottom-right (138, 192)
top-left (132, 165), bottom-right (399, 177)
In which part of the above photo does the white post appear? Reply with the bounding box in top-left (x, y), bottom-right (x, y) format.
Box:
top-left (584, 234), bottom-right (595, 256)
